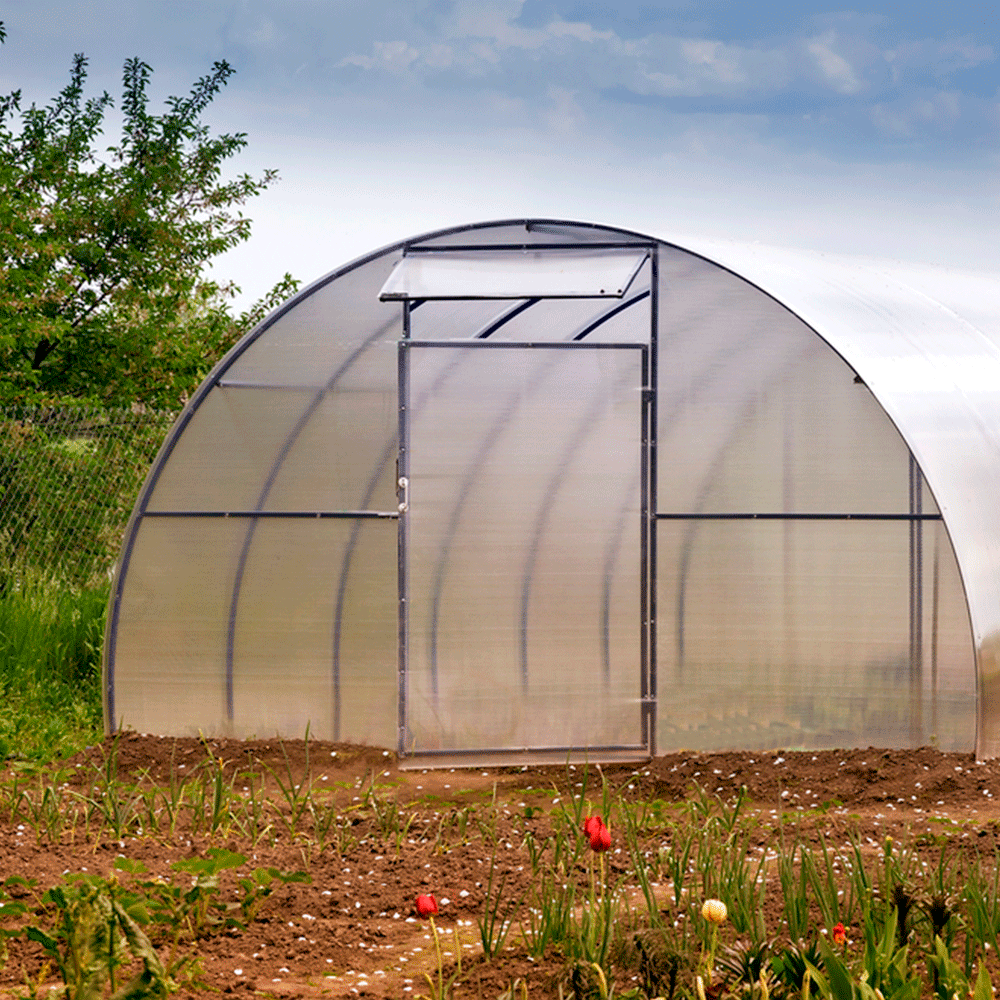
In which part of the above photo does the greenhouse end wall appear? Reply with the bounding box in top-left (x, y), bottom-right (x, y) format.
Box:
top-left (104, 220), bottom-right (982, 763)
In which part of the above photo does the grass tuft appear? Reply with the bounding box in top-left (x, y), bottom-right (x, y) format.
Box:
top-left (0, 569), bottom-right (105, 761)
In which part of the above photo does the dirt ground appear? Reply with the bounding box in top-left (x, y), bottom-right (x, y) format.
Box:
top-left (4, 735), bottom-right (1000, 999)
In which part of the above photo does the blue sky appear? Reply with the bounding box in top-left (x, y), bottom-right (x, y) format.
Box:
top-left (2, 1), bottom-right (998, 306)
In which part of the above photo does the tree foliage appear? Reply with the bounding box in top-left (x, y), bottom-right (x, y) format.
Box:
top-left (0, 40), bottom-right (298, 408)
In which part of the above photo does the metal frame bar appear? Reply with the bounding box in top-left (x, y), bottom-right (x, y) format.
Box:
top-left (405, 742), bottom-right (648, 757)
top-left (646, 247), bottom-right (659, 757)
top-left (143, 510), bottom-right (398, 519)
top-left (656, 512), bottom-right (943, 521)
top-left (397, 301), bottom-right (412, 756)
top-left (406, 340), bottom-right (647, 350)
top-left (404, 241), bottom-right (657, 253)
top-left (909, 453), bottom-right (924, 743)
top-left (216, 381), bottom-right (330, 390)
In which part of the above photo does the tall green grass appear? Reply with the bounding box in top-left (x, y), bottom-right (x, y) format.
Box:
top-left (0, 570), bottom-right (105, 761)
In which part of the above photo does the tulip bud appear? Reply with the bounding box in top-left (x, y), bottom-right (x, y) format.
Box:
top-left (589, 823), bottom-right (612, 853)
top-left (415, 893), bottom-right (438, 918)
top-left (701, 899), bottom-right (727, 924)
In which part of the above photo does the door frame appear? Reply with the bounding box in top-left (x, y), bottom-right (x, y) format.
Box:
top-left (396, 337), bottom-right (655, 765)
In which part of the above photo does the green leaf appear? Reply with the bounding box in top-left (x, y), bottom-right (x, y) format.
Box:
top-left (204, 847), bottom-right (247, 871)
top-left (816, 938), bottom-right (855, 1000)
top-left (276, 870), bottom-right (312, 885)
top-left (973, 962), bottom-right (993, 1000)
top-left (114, 857), bottom-right (149, 875)
top-left (25, 924), bottom-right (61, 956)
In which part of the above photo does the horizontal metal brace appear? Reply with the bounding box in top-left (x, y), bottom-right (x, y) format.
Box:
top-left (143, 509), bottom-right (399, 520)
top-left (404, 340), bottom-right (648, 351)
top-left (400, 742), bottom-right (648, 758)
top-left (655, 511), bottom-right (943, 522)
top-left (215, 380), bottom-right (328, 390)
top-left (405, 241), bottom-right (658, 253)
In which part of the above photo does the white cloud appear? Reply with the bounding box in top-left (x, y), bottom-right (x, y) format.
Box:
top-left (681, 40), bottom-right (745, 86)
top-left (338, 39), bottom-right (421, 74)
top-left (808, 31), bottom-right (863, 94)
top-left (870, 90), bottom-right (962, 137)
top-left (886, 37), bottom-right (994, 81)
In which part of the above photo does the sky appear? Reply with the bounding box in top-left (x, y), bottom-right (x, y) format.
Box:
top-left (2, 1), bottom-right (999, 308)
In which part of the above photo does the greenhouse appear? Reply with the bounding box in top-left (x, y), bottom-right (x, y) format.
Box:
top-left (103, 219), bottom-right (1000, 765)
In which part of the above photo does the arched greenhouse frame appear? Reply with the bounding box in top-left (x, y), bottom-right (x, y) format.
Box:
top-left (103, 219), bottom-right (1000, 765)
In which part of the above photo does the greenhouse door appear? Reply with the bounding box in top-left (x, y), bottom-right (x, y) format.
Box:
top-left (397, 340), bottom-right (651, 765)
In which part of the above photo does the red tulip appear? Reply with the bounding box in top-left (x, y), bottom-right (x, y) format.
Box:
top-left (832, 922), bottom-right (847, 946)
top-left (415, 893), bottom-right (438, 918)
top-left (583, 815), bottom-right (604, 839)
top-left (589, 823), bottom-right (612, 853)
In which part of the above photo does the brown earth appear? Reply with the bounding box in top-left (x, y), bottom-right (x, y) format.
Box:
top-left (3, 735), bottom-right (1000, 999)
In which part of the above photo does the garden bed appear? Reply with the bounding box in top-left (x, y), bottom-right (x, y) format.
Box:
top-left (3, 734), bottom-right (1000, 999)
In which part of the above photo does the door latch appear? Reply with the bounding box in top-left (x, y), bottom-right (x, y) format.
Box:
top-left (398, 476), bottom-right (409, 513)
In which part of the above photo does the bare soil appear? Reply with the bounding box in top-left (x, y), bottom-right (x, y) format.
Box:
top-left (4, 735), bottom-right (1000, 999)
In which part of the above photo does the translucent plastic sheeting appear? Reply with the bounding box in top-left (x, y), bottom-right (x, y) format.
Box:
top-left (679, 239), bottom-right (1000, 755)
top-left (402, 343), bottom-right (645, 754)
top-left (231, 518), bottom-right (397, 745)
top-left (655, 251), bottom-right (924, 516)
top-left (110, 517), bottom-right (246, 735)
top-left (148, 365), bottom-right (397, 516)
top-left (225, 256), bottom-right (401, 386)
top-left (380, 249), bottom-right (648, 300)
top-left (145, 389), bottom-right (319, 512)
top-left (110, 517), bottom-right (397, 742)
top-left (656, 518), bottom-right (975, 752)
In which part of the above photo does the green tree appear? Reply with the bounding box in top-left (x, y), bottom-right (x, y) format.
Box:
top-left (0, 40), bottom-right (298, 408)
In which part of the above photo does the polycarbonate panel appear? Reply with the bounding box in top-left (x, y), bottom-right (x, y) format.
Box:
top-left (146, 388), bottom-right (318, 511)
top-left (404, 344), bottom-right (643, 753)
top-left (409, 299), bottom-right (524, 341)
top-left (225, 254), bottom-right (400, 385)
top-left (380, 249), bottom-right (648, 300)
top-left (922, 521), bottom-right (977, 743)
top-left (679, 240), bottom-right (1000, 755)
top-left (656, 518), bottom-right (975, 752)
top-left (656, 251), bottom-right (914, 515)
top-left (231, 518), bottom-right (396, 744)
top-left (110, 516), bottom-right (397, 742)
top-left (261, 342), bottom-right (398, 512)
top-left (110, 517), bottom-right (243, 735)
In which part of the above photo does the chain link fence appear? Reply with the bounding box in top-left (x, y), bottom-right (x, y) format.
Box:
top-left (0, 406), bottom-right (178, 588)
